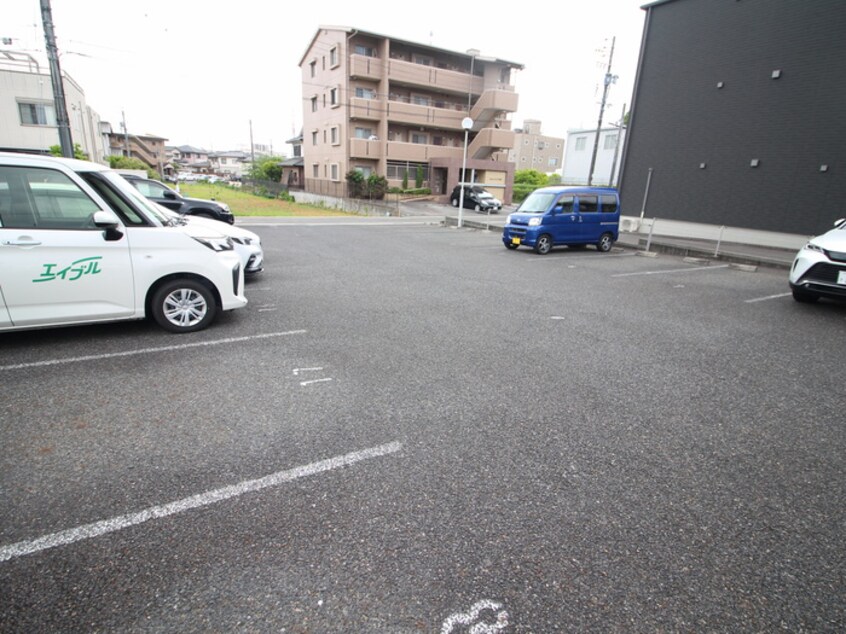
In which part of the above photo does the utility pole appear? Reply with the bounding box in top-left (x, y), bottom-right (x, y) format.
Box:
top-left (121, 110), bottom-right (130, 156)
top-left (40, 0), bottom-right (73, 157)
top-left (608, 103), bottom-right (626, 187)
top-left (587, 36), bottom-right (616, 186)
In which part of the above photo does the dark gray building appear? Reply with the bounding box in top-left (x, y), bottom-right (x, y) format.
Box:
top-left (619, 0), bottom-right (846, 236)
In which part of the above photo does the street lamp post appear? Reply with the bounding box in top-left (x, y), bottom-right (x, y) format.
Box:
top-left (458, 116), bottom-right (473, 228)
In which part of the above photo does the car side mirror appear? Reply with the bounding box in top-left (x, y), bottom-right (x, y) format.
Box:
top-left (163, 190), bottom-right (178, 200)
top-left (93, 210), bottom-right (124, 241)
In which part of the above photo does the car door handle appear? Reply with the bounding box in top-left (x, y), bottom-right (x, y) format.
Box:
top-left (3, 239), bottom-right (42, 246)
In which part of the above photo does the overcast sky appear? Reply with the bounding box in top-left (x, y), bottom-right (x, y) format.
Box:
top-left (6, 0), bottom-right (647, 154)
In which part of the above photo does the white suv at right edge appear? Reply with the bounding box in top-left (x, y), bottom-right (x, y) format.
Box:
top-left (789, 218), bottom-right (846, 303)
top-left (0, 153), bottom-right (247, 333)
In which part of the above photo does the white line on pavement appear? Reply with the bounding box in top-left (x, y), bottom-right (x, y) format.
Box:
top-left (745, 292), bottom-right (792, 303)
top-left (0, 330), bottom-right (307, 371)
top-left (0, 441), bottom-right (403, 563)
top-left (612, 264), bottom-right (730, 278)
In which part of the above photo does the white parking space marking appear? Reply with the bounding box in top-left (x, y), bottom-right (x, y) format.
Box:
top-left (612, 264), bottom-right (730, 278)
top-left (0, 330), bottom-right (307, 372)
top-left (745, 292), bottom-right (792, 303)
top-left (0, 441), bottom-right (403, 563)
top-left (524, 251), bottom-right (636, 262)
top-left (441, 600), bottom-right (510, 633)
top-left (300, 378), bottom-right (333, 386)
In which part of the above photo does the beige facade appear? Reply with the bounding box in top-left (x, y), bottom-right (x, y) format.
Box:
top-left (107, 132), bottom-right (169, 175)
top-left (299, 28), bottom-right (522, 202)
top-left (506, 120), bottom-right (565, 175)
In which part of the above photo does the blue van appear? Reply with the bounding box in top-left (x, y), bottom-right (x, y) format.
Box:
top-left (502, 186), bottom-right (621, 254)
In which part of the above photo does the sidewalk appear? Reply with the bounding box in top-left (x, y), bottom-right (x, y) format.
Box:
top-left (440, 212), bottom-right (799, 270)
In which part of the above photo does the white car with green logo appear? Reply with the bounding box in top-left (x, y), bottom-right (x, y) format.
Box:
top-left (0, 153), bottom-right (247, 333)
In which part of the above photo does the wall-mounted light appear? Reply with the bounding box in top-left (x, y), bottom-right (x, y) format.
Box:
top-left (716, 81), bottom-right (724, 89)
top-left (771, 70), bottom-right (782, 79)
top-left (699, 163), bottom-right (707, 169)
top-left (820, 164), bottom-right (829, 172)
top-left (750, 159), bottom-right (760, 167)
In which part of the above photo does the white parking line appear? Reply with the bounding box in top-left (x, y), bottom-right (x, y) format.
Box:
top-left (0, 330), bottom-right (307, 371)
top-left (0, 441), bottom-right (403, 563)
top-left (745, 292), bottom-right (792, 303)
top-left (612, 264), bottom-right (730, 278)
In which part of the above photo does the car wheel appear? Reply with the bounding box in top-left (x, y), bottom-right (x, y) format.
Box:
top-left (792, 287), bottom-right (819, 303)
top-left (474, 204), bottom-right (482, 212)
top-left (534, 234), bottom-right (553, 255)
top-left (451, 198), bottom-right (459, 207)
top-left (151, 279), bottom-right (217, 333)
top-left (597, 233), bottom-right (614, 252)
top-left (505, 242), bottom-right (519, 250)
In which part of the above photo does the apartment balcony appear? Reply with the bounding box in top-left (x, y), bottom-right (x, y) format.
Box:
top-left (387, 57), bottom-right (484, 95)
top-left (468, 128), bottom-right (515, 160)
top-left (349, 54), bottom-right (384, 80)
top-left (385, 142), bottom-right (464, 162)
top-left (349, 138), bottom-right (382, 159)
top-left (386, 100), bottom-right (465, 130)
top-left (470, 89), bottom-right (519, 129)
top-left (349, 97), bottom-right (382, 121)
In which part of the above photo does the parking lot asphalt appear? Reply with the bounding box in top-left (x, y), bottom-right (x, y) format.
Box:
top-left (392, 199), bottom-right (800, 270)
top-left (2, 219), bottom-right (844, 632)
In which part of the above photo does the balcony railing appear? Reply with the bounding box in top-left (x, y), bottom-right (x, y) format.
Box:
top-left (387, 57), bottom-right (485, 95)
top-left (349, 54), bottom-right (384, 80)
top-left (350, 97), bottom-right (382, 121)
top-left (468, 128), bottom-right (516, 160)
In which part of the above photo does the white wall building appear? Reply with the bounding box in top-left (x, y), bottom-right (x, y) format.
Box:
top-left (562, 126), bottom-right (626, 187)
top-left (0, 51), bottom-right (107, 163)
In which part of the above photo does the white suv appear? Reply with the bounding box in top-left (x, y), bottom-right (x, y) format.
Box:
top-left (0, 153), bottom-right (247, 333)
top-left (789, 218), bottom-right (846, 304)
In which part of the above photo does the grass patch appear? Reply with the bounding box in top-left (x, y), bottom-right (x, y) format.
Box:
top-left (178, 183), bottom-right (351, 218)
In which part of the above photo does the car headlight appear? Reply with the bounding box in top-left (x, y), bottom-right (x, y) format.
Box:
top-left (528, 217), bottom-right (542, 227)
top-left (192, 236), bottom-right (234, 252)
top-left (219, 203), bottom-right (231, 213)
top-left (805, 242), bottom-right (825, 254)
top-left (506, 214), bottom-right (513, 224)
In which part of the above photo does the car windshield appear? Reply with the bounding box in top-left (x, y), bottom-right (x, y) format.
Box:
top-left (517, 192), bottom-right (558, 214)
top-left (103, 172), bottom-right (179, 226)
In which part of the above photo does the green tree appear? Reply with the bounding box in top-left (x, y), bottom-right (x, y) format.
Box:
top-left (401, 169), bottom-right (409, 190)
top-left (107, 155), bottom-right (157, 178)
top-left (248, 155), bottom-right (285, 181)
top-left (415, 165), bottom-right (424, 189)
top-left (365, 174), bottom-right (388, 199)
top-left (49, 143), bottom-right (88, 160)
top-left (346, 169), bottom-right (365, 197)
top-left (514, 169), bottom-right (548, 187)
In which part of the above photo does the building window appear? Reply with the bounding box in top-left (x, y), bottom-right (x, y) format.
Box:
top-left (432, 136), bottom-right (444, 146)
top-left (310, 60), bottom-right (316, 78)
top-left (311, 131), bottom-right (318, 145)
top-left (330, 87), bottom-right (339, 107)
top-left (355, 166), bottom-right (373, 178)
top-left (387, 162), bottom-right (429, 180)
top-left (575, 136), bottom-right (587, 151)
top-left (548, 157), bottom-right (559, 168)
top-left (312, 164), bottom-right (319, 178)
top-left (331, 126), bottom-right (340, 145)
top-left (329, 46), bottom-right (339, 68)
top-left (354, 45), bottom-right (375, 57)
top-left (355, 127), bottom-right (374, 139)
top-left (355, 87), bottom-right (376, 100)
top-left (414, 55), bottom-right (432, 66)
top-left (603, 134), bottom-right (618, 150)
top-left (19, 101), bottom-right (56, 126)
top-left (411, 133), bottom-right (428, 144)
top-left (311, 96), bottom-right (318, 112)
top-left (330, 163), bottom-right (340, 181)
top-left (412, 95), bottom-right (430, 106)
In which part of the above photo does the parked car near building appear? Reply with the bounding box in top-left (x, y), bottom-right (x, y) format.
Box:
top-left (788, 218), bottom-right (846, 303)
top-left (502, 186), bottom-right (620, 254)
top-left (450, 185), bottom-right (502, 213)
top-left (121, 174), bottom-right (234, 224)
top-left (0, 153), bottom-right (247, 333)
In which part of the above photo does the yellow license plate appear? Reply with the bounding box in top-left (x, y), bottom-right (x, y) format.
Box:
top-left (511, 237), bottom-right (521, 245)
